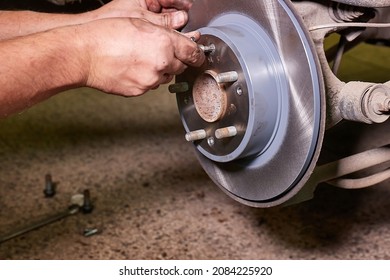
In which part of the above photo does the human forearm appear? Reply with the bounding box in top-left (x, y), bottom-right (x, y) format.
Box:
top-left (0, 10), bottom-right (95, 40)
top-left (0, 26), bottom-right (88, 117)
top-left (0, 17), bottom-right (204, 118)
top-left (0, 0), bottom-right (193, 41)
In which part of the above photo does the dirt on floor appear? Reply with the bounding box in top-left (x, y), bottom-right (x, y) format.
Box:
top-left (0, 82), bottom-right (389, 259)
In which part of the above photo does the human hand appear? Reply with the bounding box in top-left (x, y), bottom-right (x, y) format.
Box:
top-left (81, 18), bottom-right (205, 96)
top-left (93, 0), bottom-right (193, 29)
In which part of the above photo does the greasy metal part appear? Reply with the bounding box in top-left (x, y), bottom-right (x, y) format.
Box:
top-left (331, 3), bottom-right (365, 22)
top-left (309, 22), bottom-right (390, 31)
top-left (312, 146), bottom-right (390, 184)
top-left (177, 0), bottom-right (325, 206)
top-left (43, 173), bottom-right (56, 198)
top-left (288, 145), bottom-right (390, 205)
top-left (168, 82), bottom-right (189, 94)
top-left (328, 168), bottom-right (390, 189)
top-left (0, 205), bottom-right (79, 244)
top-left (331, 0), bottom-right (390, 8)
top-left (293, 1), bottom-right (390, 128)
top-left (339, 82), bottom-right (390, 123)
top-left (373, 7), bottom-right (390, 41)
top-left (331, 35), bottom-right (347, 74)
top-left (269, 1), bottom-right (390, 202)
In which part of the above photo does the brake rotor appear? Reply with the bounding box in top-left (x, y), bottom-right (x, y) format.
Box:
top-left (175, 0), bottom-right (325, 207)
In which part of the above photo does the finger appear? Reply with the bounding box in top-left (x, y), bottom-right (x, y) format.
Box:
top-left (183, 31), bottom-right (201, 42)
top-left (166, 58), bottom-right (188, 75)
top-left (161, 8), bottom-right (178, 13)
top-left (145, 0), bottom-right (162, 13)
top-left (171, 32), bottom-right (205, 67)
top-left (159, 0), bottom-right (193, 11)
top-left (142, 10), bottom-right (188, 29)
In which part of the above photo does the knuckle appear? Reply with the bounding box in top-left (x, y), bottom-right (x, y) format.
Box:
top-left (161, 13), bottom-right (171, 28)
top-left (155, 59), bottom-right (169, 72)
top-left (188, 47), bottom-right (203, 65)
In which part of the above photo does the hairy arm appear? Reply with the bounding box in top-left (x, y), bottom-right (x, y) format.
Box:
top-left (0, 26), bottom-right (87, 117)
top-left (0, 18), bottom-right (204, 118)
top-left (0, 10), bottom-right (94, 40)
top-left (0, 0), bottom-right (193, 41)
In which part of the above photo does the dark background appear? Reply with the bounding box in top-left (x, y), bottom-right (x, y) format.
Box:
top-left (0, 0), bottom-right (106, 13)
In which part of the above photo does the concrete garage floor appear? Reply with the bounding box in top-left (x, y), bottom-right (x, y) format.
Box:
top-left (0, 40), bottom-right (389, 259)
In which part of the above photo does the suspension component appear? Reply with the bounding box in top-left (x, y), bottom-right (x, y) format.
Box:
top-left (339, 82), bottom-right (390, 124)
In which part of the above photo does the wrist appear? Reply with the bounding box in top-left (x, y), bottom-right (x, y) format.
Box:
top-left (35, 25), bottom-right (91, 93)
top-left (0, 24), bottom-right (92, 117)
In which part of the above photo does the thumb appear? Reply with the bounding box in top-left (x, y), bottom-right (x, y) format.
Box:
top-left (144, 10), bottom-right (188, 29)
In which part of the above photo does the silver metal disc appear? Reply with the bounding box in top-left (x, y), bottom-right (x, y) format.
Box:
top-left (181, 0), bottom-right (325, 207)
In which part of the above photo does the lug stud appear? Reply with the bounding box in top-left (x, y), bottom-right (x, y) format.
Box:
top-left (185, 129), bottom-right (207, 142)
top-left (215, 126), bottom-right (238, 139)
top-left (216, 71), bottom-right (238, 84)
top-left (198, 44), bottom-right (216, 53)
top-left (168, 82), bottom-right (189, 93)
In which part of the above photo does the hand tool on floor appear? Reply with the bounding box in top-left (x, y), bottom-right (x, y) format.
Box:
top-left (0, 188), bottom-right (94, 243)
top-left (0, 205), bottom-right (79, 244)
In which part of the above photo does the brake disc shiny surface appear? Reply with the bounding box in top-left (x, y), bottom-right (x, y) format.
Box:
top-left (176, 0), bottom-right (325, 207)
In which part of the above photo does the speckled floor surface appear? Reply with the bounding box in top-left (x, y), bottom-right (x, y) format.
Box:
top-left (0, 41), bottom-right (389, 259)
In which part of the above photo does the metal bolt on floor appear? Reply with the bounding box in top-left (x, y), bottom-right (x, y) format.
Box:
top-left (43, 173), bottom-right (56, 198)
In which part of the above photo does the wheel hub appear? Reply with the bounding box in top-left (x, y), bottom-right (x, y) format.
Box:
top-left (178, 14), bottom-right (287, 162)
top-left (175, 0), bottom-right (325, 207)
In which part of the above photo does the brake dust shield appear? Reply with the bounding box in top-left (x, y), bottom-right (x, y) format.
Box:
top-left (175, 0), bottom-right (325, 207)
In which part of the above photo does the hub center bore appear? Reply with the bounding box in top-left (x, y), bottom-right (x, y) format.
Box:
top-left (193, 70), bottom-right (228, 123)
